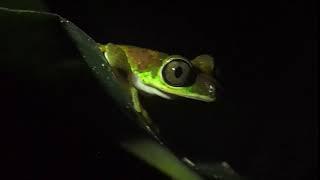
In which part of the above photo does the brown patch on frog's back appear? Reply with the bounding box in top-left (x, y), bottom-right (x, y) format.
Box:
top-left (119, 45), bottom-right (162, 72)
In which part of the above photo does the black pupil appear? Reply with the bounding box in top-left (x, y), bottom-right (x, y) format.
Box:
top-left (174, 66), bottom-right (183, 78)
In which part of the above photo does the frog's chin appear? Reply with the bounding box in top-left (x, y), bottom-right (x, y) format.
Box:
top-left (173, 94), bottom-right (215, 103)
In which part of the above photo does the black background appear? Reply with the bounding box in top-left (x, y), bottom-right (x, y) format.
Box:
top-left (2, 0), bottom-right (317, 180)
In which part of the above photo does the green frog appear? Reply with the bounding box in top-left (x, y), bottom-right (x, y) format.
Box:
top-left (98, 43), bottom-right (216, 136)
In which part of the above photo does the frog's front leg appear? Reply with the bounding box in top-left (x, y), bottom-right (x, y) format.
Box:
top-left (130, 86), bottom-right (159, 134)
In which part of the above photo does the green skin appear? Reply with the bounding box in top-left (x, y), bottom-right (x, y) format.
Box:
top-left (98, 43), bottom-right (216, 134)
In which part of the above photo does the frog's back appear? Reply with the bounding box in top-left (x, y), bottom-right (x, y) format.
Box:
top-left (117, 44), bottom-right (168, 73)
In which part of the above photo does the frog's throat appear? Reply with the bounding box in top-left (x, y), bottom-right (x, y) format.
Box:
top-left (132, 75), bottom-right (172, 100)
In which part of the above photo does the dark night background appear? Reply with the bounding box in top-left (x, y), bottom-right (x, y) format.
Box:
top-left (1, 0), bottom-right (317, 180)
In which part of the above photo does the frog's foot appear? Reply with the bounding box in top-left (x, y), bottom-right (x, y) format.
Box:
top-left (130, 87), bottom-right (160, 136)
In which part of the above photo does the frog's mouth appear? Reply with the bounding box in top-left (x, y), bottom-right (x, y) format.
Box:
top-left (132, 74), bottom-right (174, 100)
top-left (132, 74), bottom-right (215, 102)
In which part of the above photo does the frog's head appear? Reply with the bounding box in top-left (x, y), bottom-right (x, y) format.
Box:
top-left (142, 54), bottom-right (216, 102)
top-left (127, 48), bottom-right (217, 102)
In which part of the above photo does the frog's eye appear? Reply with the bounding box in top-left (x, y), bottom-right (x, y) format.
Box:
top-left (162, 59), bottom-right (195, 87)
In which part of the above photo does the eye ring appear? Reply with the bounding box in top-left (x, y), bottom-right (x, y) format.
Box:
top-left (161, 57), bottom-right (195, 87)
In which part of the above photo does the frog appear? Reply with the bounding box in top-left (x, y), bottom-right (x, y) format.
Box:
top-left (98, 43), bottom-right (217, 138)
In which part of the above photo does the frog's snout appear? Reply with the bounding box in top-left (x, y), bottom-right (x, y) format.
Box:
top-left (190, 73), bottom-right (217, 102)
